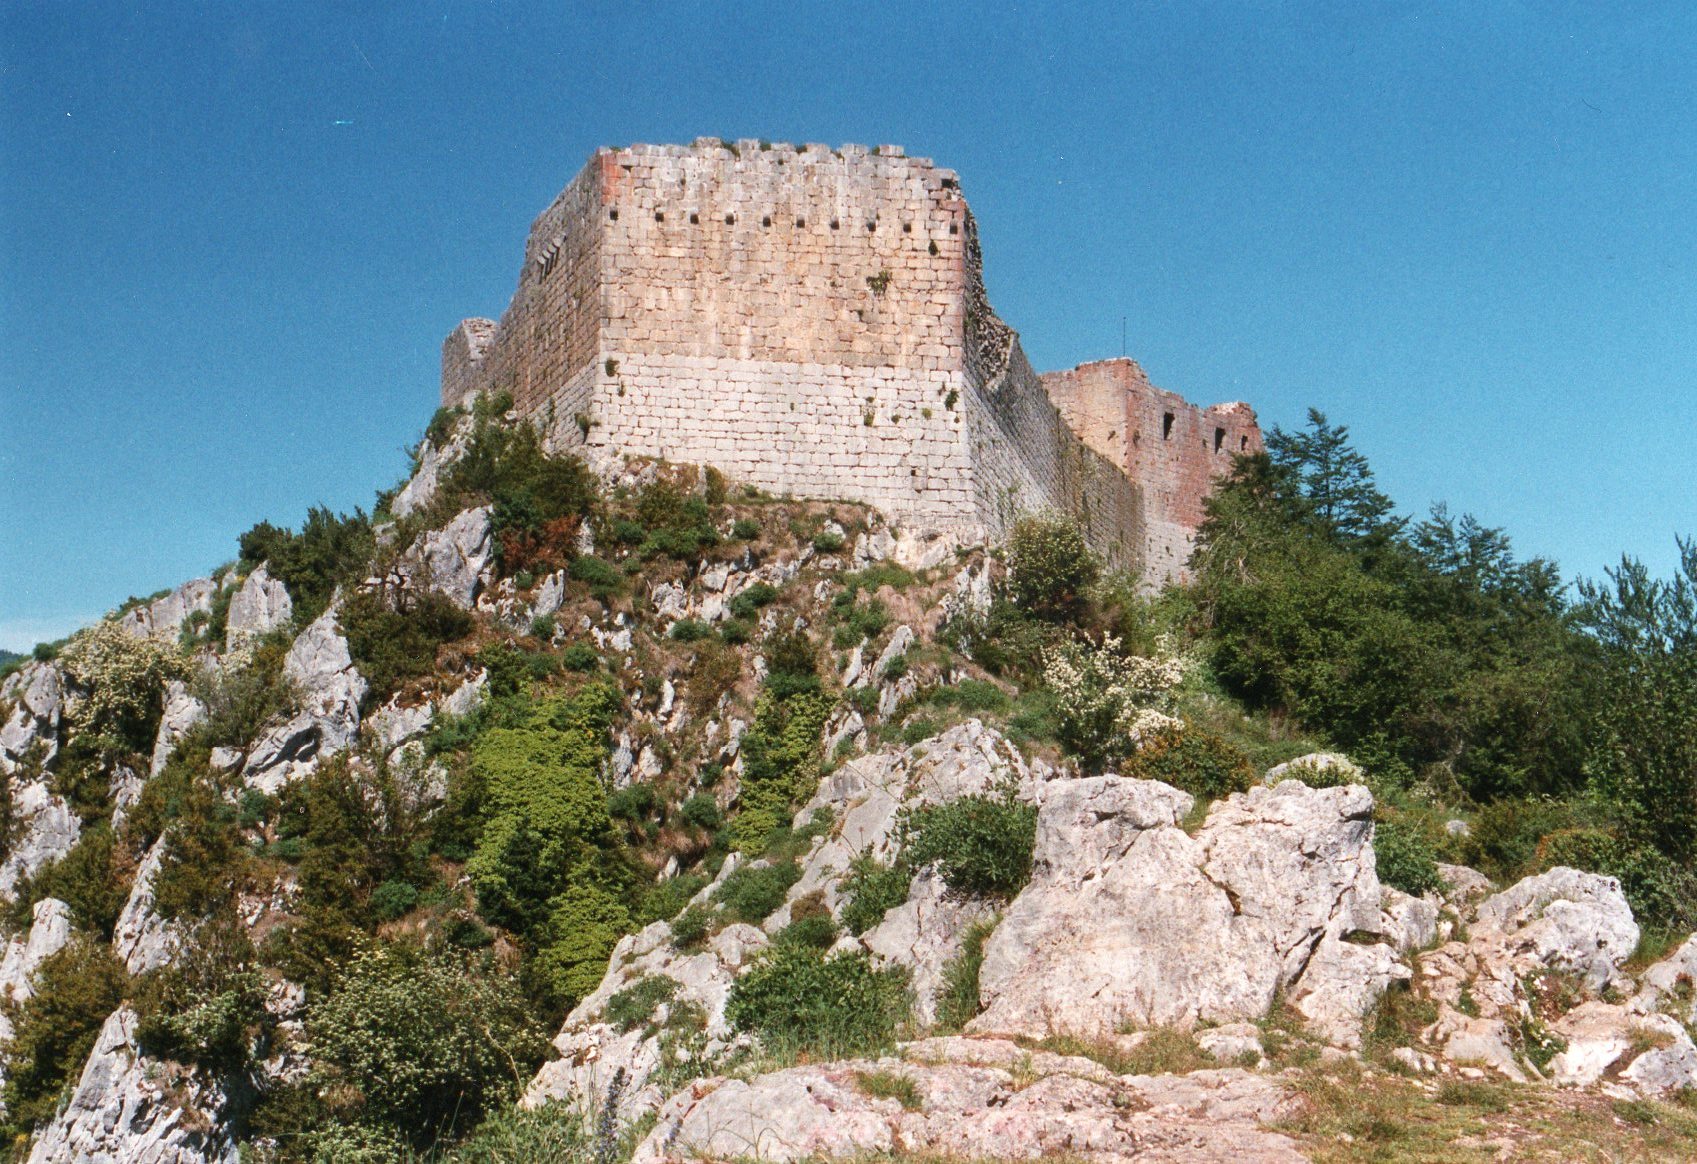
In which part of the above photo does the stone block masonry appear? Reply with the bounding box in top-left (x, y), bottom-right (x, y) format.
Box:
top-left (442, 138), bottom-right (1260, 582)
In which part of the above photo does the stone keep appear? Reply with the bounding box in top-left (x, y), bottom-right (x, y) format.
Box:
top-left (442, 138), bottom-right (1261, 580)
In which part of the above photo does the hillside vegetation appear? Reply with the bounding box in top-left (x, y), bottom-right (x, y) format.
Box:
top-left (1, 396), bottom-right (1695, 1163)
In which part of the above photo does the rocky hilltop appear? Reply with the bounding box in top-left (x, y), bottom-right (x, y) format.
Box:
top-left (4, 387), bottom-right (1697, 1163)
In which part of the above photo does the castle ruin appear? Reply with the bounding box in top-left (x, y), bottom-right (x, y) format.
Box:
top-left (442, 138), bottom-right (1261, 580)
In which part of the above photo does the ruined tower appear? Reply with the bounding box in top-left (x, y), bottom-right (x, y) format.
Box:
top-left (443, 139), bottom-right (1260, 580)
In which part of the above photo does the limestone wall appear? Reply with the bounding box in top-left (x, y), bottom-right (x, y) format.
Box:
top-left (1042, 359), bottom-right (1262, 579)
top-left (440, 140), bottom-right (1255, 581)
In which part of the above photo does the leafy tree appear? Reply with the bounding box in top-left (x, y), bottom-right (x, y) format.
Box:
top-left (1006, 512), bottom-right (1099, 622)
top-left (1578, 539), bottom-right (1697, 861)
top-left (238, 505), bottom-right (375, 623)
top-left (306, 943), bottom-right (548, 1148)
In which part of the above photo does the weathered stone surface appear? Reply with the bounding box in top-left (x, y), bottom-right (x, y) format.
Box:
top-left (242, 609), bottom-right (366, 792)
top-left (118, 578), bottom-right (216, 642)
top-left (113, 841), bottom-right (180, 976)
top-left (404, 506), bottom-right (493, 608)
top-left (1379, 886), bottom-right (1440, 953)
top-left (223, 564), bottom-right (292, 649)
top-left (391, 428), bottom-right (468, 519)
top-left (0, 661), bottom-right (62, 774)
top-left (974, 779), bottom-right (1385, 1042)
top-left (149, 681), bottom-right (207, 778)
top-left (860, 866), bottom-right (996, 1027)
top-left (25, 1007), bottom-right (241, 1164)
top-left (1435, 863), bottom-right (1493, 905)
top-left (1545, 1001), bottom-right (1697, 1093)
top-left (1472, 867), bottom-right (1638, 992)
top-left (0, 780), bottom-right (80, 899)
top-left (633, 1037), bottom-right (1303, 1164)
top-left (1636, 934), bottom-right (1697, 1023)
top-left (0, 898), bottom-right (72, 1043)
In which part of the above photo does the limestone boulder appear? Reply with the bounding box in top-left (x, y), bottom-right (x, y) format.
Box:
top-left (632, 1036), bottom-right (1304, 1164)
top-left (149, 681), bottom-right (207, 778)
top-left (113, 841), bottom-right (181, 976)
top-left (1472, 866), bottom-right (1638, 992)
top-left (404, 506), bottom-right (493, 608)
top-left (242, 609), bottom-right (366, 793)
top-left (118, 578), bottom-right (216, 642)
top-left (391, 427), bottom-right (468, 519)
top-left (0, 780), bottom-right (80, 899)
top-left (973, 778), bottom-right (1389, 1043)
top-left (0, 661), bottom-right (63, 774)
top-left (25, 1007), bottom-right (242, 1164)
top-left (223, 564), bottom-right (292, 649)
top-left (0, 898), bottom-right (72, 1043)
top-left (860, 866), bottom-right (997, 1027)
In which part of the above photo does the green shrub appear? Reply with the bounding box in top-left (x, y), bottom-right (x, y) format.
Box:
top-left (774, 913), bottom-right (839, 950)
top-left (0, 937), bottom-right (125, 1132)
top-left (1375, 818), bottom-right (1443, 896)
top-left (732, 517), bottom-right (760, 540)
top-left (719, 619), bottom-right (753, 645)
top-left (528, 614), bottom-right (557, 640)
top-left (370, 879), bottom-right (420, 922)
top-left (679, 793), bottom-right (722, 831)
top-left (1121, 726), bottom-right (1255, 801)
top-left (568, 555), bottom-right (623, 597)
top-left (839, 855), bottom-right (911, 935)
top-left (882, 652), bottom-right (910, 681)
top-left (57, 618), bottom-right (186, 754)
top-left (559, 643), bottom-right (600, 673)
top-left (729, 583), bottom-right (780, 620)
top-left (813, 530), bottom-right (846, 553)
top-left (637, 874), bottom-right (708, 927)
top-left (1006, 513), bottom-right (1098, 622)
top-left (340, 590), bottom-right (473, 705)
top-left (669, 619), bottom-right (711, 642)
top-left (5, 823), bottom-right (125, 937)
top-left (132, 921), bottom-right (266, 1070)
top-left (604, 975), bottom-right (680, 1033)
top-left (669, 904), bottom-right (711, 949)
top-left (726, 945), bottom-right (909, 1058)
top-left (933, 918), bottom-right (995, 1032)
top-left (533, 883), bottom-right (633, 1010)
top-left (307, 943), bottom-right (549, 1147)
top-left (900, 792), bottom-right (1037, 899)
top-left (238, 506), bottom-right (375, 624)
top-left (479, 640), bottom-right (561, 697)
top-left (732, 688), bottom-right (833, 851)
top-left (435, 1101), bottom-right (592, 1163)
top-left (927, 679), bottom-right (1010, 714)
top-left (900, 716), bottom-right (941, 744)
top-left (713, 861), bottom-right (801, 924)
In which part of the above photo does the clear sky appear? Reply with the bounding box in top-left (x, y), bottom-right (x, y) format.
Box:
top-left (4, 3), bottom-right (1695, 651)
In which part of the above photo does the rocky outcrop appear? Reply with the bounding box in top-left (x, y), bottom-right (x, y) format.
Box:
top-left (1471, 866), bottom-right (1639, 991)
top-left (972, 778), bottom-right (1389, 1043)
top-left (118, 578), bottom-right (216, 642)
top-left (25, 1007), bottom-right (242, 1164)
top-left (634, 1036), bottom-right (1304, 1164)
top-left (0, 898), bottom-right (72, 1042)
top-left (391, 428), bottom-right (468, 519)
top-left (0, 780), bottom-right (80, 899)
top-left (0, 661), bottom-right (62, 774)
top-left (223, 565), bottom-right (292, 649)
top-left (149, 681), bottom-right (207, 778)
top-left (243, 608), bottom-right (367, 792)
top-left (112, 841), bottom-right (180, 975)
top-left (527, 722), bottom-right (1048, 1118)
top-left (403, 506), bottom-right (493, 608)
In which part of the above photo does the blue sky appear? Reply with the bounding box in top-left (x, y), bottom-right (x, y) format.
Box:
top-left (4, 3), bottom-right (1695, 650)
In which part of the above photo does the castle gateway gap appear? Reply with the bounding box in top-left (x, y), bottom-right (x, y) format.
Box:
top-left (442, 138), bottom-right (1261, 581)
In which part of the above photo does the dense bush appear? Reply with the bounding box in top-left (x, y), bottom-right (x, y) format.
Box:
top-left (306, 943), bottom-right (549, 1148)
top-left (1043, 635), bottom-right (1187, 773)
top-left (58, 618), bottom-right (186, 753)
top-left (1006, 513), bottom-right (1099, 622)
top-left (899, 791), bottom-right (1037, 898)
top-left (732, 688), bottom-right (833, 852)
top-left (0, 937), bottom-right (125, 1134)
top-left (604, 974), bottom-right (680, 1033)
top-left (1374, 818), bottom-right (1442, 896)
top-left (712, 861), bottom-right (801, 924)
top-left (533, 882), bottom-right (632, 1009)
top-left (194, 629), bottom-right (297, 748)
top-left (1121, 726), bottom-right (1255, 801)
top-left (5, 823), bottom-right (125, 937)
top-left (340, 589), bottom-right (472, 705)
top-left (726, 945), bottom-right (909, 1058)
top-left (238, 505), bottom-right (375, 623)
top-left (132, 920), bottom-right (267, 1069)
top-left (839, 855), bottom-right (911, 935)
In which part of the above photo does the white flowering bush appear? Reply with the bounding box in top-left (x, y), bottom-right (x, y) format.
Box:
top-left (1043, 634), bottom-right (1187, 771)
top-left (59, 618), bottom-right (186, 751)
